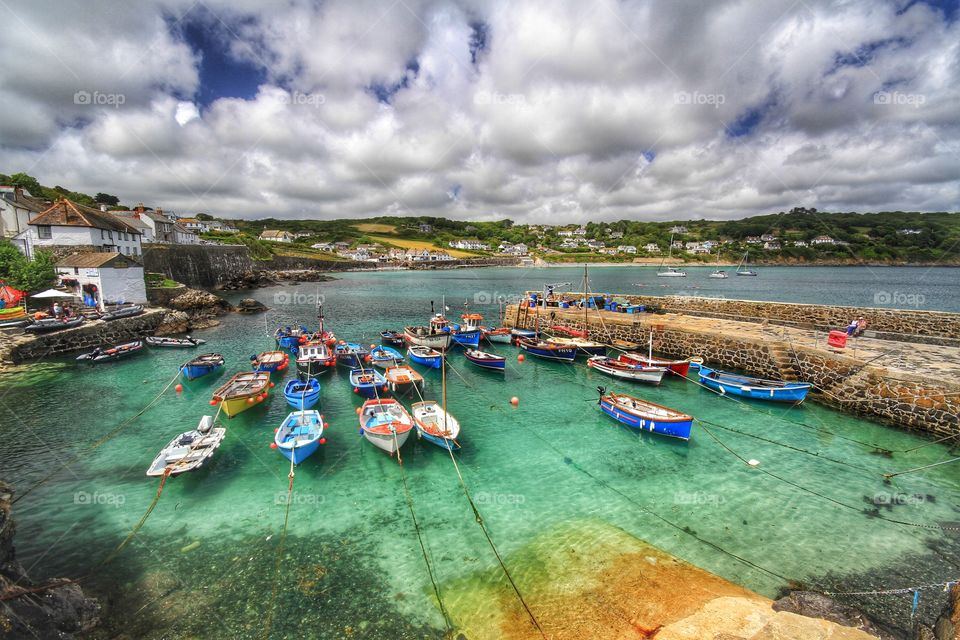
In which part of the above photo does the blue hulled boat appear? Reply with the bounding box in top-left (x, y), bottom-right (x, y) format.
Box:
top-left (450, 312), bottom-right (483, 348)
top-left (517, 337), bottom-right (577, 362)
top-left (599, 390), bottom-right (694, 441)
top-left (335, 342), bottom-right (369, 368)
top-left (251, 350), bottom-right (289, 373)
top-left (464, 349), bottom-right (506, 372)
top-left (275, 325), bottom-right (310, 351)
top-left (380, 330), bottom-right (405, 346)
top-left (283, 378), bottom-right (321, 409)
top-left (180, 353), bottom-right (225, 380)
top-left (407, 345), bottom-right (442, 369)
top-left (511, 328), bottom-right (538, 340)
top-left (698, 365), bottom-right (811, 403)
top-left (350, 368), bottom-right (388, 399)
top-left (370, 345), bottom-right (404, 369)
top-left (274, 411), bottom-right (324, 464)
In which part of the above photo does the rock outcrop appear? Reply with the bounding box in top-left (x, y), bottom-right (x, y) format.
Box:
top-left (154, 288), bottom-right (232, 334)
top-left (217, 269), bottom-right (336, 290)
top-left (235, 298), bottom-right (268, 314)
top-left (773, 591), bottom-right (894, 639)
top-left (0, 482), bottom-right (99, 638)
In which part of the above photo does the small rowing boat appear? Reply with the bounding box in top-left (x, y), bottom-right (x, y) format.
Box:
top-left (283, 378), bottom-right (321, 410)
top-left (598, 389), bottom-right (694, 440)
top-left (384, 365), bottom-right (425, 397)
top-left (516, 337), bottom-right (577, 362)
top-left (146, 415), bottom-right (227, 476)
top-left (407, 345), bottom-right (442, 369)
top-left (274, 410), bottom-right (325, 464)
top-left (23, 316), bottom-right (85, 333)
top-left (251, 350), bottom-right (289, 373)
top-left (698, 365), bottom-right (810, 403)
top-left (544, 336), bottom-right (606, 357)
top-left (76, 340), bottom-right (144, 363)
top-left (619, 353), bottom-right (690, 377)
top-left (412, 401), bottom-right (461, 450)
top-left (146, 335), bottom-right (206, 348)
top-left (296, 341), bottom-right (336, 379)
top-left (481, 327), bottom-right (513, 343)
top-left (510, 328), bottom-right (538, 339)
top-left (335, 342), bottom-right (369, 368)
top-left (380, 329), bottom-right (405, 346)
top-left (212, 371), bottom-right (271, 417)
top-left (464, 349), bottom-right (505, 371)
top-left (587, 356), bottom-right (666, 384)
top-left (359, 398), bottom-right (414, 456)
top-left (370, 345), bottom-right (404, 369)
top-left (181, 353), bottom-right (225, 380)
top-left (349, 368), bottom-right (388, 399)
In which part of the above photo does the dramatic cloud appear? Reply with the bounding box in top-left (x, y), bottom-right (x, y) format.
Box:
top-left (1, 0), bottom-right (958, 221)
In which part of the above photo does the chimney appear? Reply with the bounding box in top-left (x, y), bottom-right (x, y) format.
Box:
top-left (135, 202), bottom-right (145, 214)
top-left (14, 186), bottom-right (23, 200)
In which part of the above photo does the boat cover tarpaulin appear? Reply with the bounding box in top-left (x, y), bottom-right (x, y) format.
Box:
top-left (0, 285), bottom-right (24, 307)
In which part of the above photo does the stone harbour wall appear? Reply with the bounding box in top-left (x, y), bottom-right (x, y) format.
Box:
top-left (0, 310), bottom-right (167, 364)
top-left (535, 292), bottom-right (960, 340)
top-left (507, 305), bottom-right (960, 437)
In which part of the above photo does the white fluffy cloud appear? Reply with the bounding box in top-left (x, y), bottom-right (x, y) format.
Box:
top-left (1, 0), bottom-right (957, 221)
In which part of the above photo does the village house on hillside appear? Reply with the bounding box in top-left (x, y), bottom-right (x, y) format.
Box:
top-left (15, 198), bottom-right (143, 259)
top-left (115, 205), bottom-right (176, 243)
top-left (259, 229), bottom-right (295, 243)
top-left (173, 223), bottom-right (200, 245)
top-left (56, 252), bottom-right (147, 311)
top-left (0, 186), bottom-right (49, 242)
top-left (811, 235), bottom-right (836, 245)
top-left (644, 243), bottom-right (661, 253)
top-left (449, 238), bottom-right (489, 251)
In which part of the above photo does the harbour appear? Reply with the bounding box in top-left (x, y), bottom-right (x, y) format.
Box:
top-left (1, 267), bottom-right (959, 639)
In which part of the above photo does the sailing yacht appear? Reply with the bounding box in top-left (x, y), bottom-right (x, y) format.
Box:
top-left (709, 250), bottom-right (728, 279)
top-left (735, 251), bottom-right (758, 276)
top-left (657, 234), bottom-right (687, 277)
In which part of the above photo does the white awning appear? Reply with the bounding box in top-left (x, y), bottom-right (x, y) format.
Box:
top-left (30, 289), bottom-right (78, 299)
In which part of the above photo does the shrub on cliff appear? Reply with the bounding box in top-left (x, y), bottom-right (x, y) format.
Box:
top-left (0, 241), bottom-right (56, 293)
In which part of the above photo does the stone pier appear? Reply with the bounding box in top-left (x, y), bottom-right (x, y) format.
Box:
top-left (506, 298), bottom-right (960, 437)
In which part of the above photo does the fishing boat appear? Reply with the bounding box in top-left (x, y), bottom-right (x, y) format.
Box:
top-left (146, 415), bottom-right (227, 476)
top-left (698, 365), bottom-right (810, 403)
top-left (451, 312), bottom-right (483, 348)
top-left (212, 371), bottom-right (271, 417)
top-left (370, 345), bottom-right (404, 369)
top-left (412, 401), bottom-right (461, 450)
top-left (657, 234), bottom-right (687, 277)
top-left (275, 325), bottom-right (310, 350)
top-left (101, 304), bottom-right (144, 321)
top-left (550, 325), bottom-right (587, 338)
top-left (517, 337), bottom-right (577, 362)
top-left (146, 335), bottom-right (207, 348)
top-left (598, 389), bottom-right (694, 441)
top-left (251, 350), bottom-right (289, 373)
top-left (384, 365), bottom-right (425, 397)
top-left (544, 336), bottom-right (607, 357)
top-left (380, 329), bottom-right (405, 346)
top-left (296, 341), bottom-right (336, 379)
top-left (464, 349), bottom-right (506, 371)
top-left (736, 251), bottom-right (758, 276)
top-left (274, 410), bottom-right (325, 464)
top-left (407, 345), bottom-right (442, 369)
top-left (510, 328), bottom-right (538, 340)
top-left (349, 368), bottom-right (388, 399)
top-left (283, 378), bottom-right (321, 409)
top-left (610, 339), bottom-right (642, 351)
top-left (404, 312), bottom-right (453, 350)
top-left (23, 316), bottom-right (85, 333)
top-left (587, 356), bottom-right (666, 384)
top-left (76, 340), bottom-right (144, 363)
top-left (180, 353), bottom-right (225, 380)
top-left (481, 327), bottom-right (513, 344)
top-left (620, 353), bottom-right (691, 377)
top-left (313, 302), bottom-right (337, 347)
top-left (359, 398), bottom-right (414, 455)
top-left (335, 342), bottom-right (369, 368)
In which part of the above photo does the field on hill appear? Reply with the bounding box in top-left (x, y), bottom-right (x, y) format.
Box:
top-left (368, 235), bottom-right (478, 258)
top-left (353, 223), bottom-right (398, 234)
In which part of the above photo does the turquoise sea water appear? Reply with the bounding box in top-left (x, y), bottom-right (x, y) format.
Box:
top-left (2, 267), bottom-right (959, 638)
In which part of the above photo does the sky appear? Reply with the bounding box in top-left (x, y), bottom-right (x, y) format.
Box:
top-left (0, 0), bottom-right (958, 223)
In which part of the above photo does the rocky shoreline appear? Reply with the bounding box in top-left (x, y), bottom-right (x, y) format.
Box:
top-left (215, 269), bottom-right (336, 291)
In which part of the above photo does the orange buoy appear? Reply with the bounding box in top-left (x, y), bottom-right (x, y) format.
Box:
top-left (247, 397), bottom-right (255, 404)
top-left (270, 442), bottom-right (278, 449)
top-left (510, 396), bottom-right (519, 406)
top-left (353, 387), bottom-right (359, 393)
top-left (517, 354), bottom-right (525, 362)
top-left (209, 399), bottom-right (218, 406)
top-left (323, 422), bottom-right (329, 429)
top-left (269, 382), bottom-right (275, 388)
top-left (175, 384), bottom-right (183, 393)
top-left (355, 407), bottom-right (362, 415)
top-left (319, 438), bottom-right (327, 445)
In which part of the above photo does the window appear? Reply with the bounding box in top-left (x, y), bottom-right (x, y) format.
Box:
top-left (37, 225), bottom-right (52, 239)
top-left (101, 229), bottom-right (106, 239)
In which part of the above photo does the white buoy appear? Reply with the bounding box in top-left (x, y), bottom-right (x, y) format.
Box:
top-left (748, 459), bottom-right (760, 466)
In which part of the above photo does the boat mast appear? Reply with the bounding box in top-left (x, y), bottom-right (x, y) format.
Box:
top-left (583, 264), bottom-right (588, 339)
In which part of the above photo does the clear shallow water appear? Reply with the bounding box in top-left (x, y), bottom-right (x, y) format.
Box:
top-left (1, 268), bottom-right (959, 638)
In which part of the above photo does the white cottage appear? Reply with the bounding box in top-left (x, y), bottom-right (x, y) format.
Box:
top-left (16, 198), bottom-right (142, 258)
top-left (56, 252), bottom-right (147, 311)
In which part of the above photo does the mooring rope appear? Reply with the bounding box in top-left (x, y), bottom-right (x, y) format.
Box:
top-left (261, 439), bottom-right (297, 640)
top-left (13, 369), bottom-right (185, 504)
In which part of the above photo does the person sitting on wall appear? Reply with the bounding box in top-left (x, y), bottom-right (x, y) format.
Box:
top-left (846, 318), bottom-right (859, 337)
top-left (853, 316), bottom-right (868, 337)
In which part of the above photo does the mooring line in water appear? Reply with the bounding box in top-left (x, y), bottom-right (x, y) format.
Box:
top-left (823, 579), bottom-right (958, 596)
top-left (883, 456), bottom-right (960, 479)
top-left (697, 421), bottom-right (960, 533)
top-left (13, 369), bottom-right (185, 505)
top-left (262, 447), bottom-right (297, 640)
